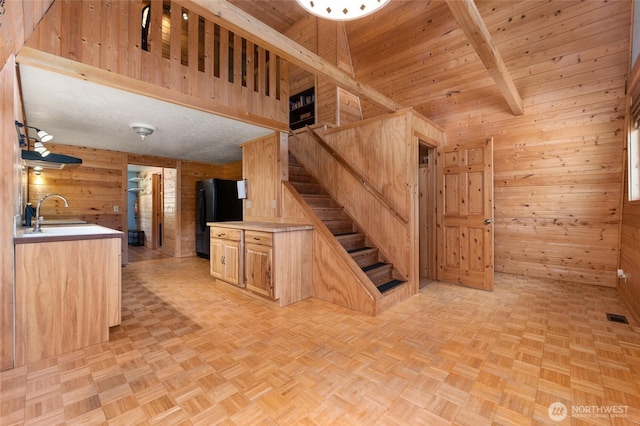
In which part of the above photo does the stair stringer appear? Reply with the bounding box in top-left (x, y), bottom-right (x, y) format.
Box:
top-left (283, 182), bottom-right (383, 315)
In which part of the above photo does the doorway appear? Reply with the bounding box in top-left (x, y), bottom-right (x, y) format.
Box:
top-left (127, 164), bottom-right (177, 262)
top-left (418, 141), bottom-right (437, 288)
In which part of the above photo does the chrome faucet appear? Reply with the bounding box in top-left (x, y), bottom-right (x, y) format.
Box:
top-left (33, 193), bottom-right (69, 232)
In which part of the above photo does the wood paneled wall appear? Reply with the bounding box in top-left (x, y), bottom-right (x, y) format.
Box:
top-left (27, 143), bottom-right (239, 259)
top-left (28, 143), bottom-right (127, 230)
top-left (1, 0), bottom-right (52, 370)
top-left (343, 0), bottom-right (630, 287)
top-left (0, 56), bottom-right (20, 370)
top-left (163, 167), bottom-right (178, 256)
top-left (241, 133), bottom-right (285, 222)
top-left (0, 1), bottom-right (53, 67)
top-left (316, 19), bottom-right (339, 126)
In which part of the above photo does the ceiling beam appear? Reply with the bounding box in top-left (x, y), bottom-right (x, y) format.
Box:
top-left (445, 0), bottom-right (524, 116)
top-left (182, 0), bottom-right (404, 113)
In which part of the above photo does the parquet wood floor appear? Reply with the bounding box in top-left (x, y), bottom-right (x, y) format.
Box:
top-left (127, 245), bottom-right (172, 263)
top-left (2, 256), bottom-right (640, 425)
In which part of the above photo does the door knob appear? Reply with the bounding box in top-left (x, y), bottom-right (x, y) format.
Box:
top-left (484, 219), bottom-right (493, 225)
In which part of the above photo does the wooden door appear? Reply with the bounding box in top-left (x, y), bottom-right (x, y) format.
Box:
top-left (419, 143), bottom-right (437, 281)
top-left (439, 138), bottom-right (494, 290)
top-left (245, 243), bottom-right (273, 298)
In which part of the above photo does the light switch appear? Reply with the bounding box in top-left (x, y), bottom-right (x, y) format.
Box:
top-left (113, 205), bottom-right (120, 213)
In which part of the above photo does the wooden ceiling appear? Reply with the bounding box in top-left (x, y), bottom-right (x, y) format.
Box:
top-left (222, 0), bottom-right (533, 122)
top-left (227, 0), bottom-right (307, 34)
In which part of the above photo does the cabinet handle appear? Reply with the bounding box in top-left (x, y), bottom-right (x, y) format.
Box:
top-left (221, 255), bottom-right (225, 265)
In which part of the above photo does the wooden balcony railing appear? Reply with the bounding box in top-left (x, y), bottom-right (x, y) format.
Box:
top-left (24, 0), bottom-right (289, 129)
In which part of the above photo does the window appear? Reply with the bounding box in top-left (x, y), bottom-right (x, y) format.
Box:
top-left (630, 127), bottom-right (640, 201)
top-left (141, 4), bottom-right (150, 51)
top-left (629, 78), bottom-right (640, 201)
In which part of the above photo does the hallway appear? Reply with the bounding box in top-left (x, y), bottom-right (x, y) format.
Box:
top-left (127, 244), bottom-right (172, 263)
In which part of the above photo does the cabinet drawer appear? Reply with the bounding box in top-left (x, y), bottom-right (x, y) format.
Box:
top-left (245, 230), bottom-right (272, 246)
top-left (210, 227), bottom-right (242, 241)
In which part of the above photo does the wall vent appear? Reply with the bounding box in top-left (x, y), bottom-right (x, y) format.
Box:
top-left (606, 313), bottom-right (629, 324)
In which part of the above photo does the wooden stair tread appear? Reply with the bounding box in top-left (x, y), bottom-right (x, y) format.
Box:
top-left (301, 194), bottom-right (332, 201)
top-left (347, 246), bottom-right (372, 254)
top-left (334, 231), bottom-right (360, 237)
top-left (377, 279), bottom-right (405, 293)
top-left (361, 262), bottom-right (388, 272)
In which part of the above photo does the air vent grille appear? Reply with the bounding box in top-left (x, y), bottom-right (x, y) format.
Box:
top-left (606, 313), bottom-right (629, 324)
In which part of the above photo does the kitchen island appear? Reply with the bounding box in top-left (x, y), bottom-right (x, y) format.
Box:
top-left (207, 221), bottom-right (313, 306)
top-left (14, 224), bottom-right (123, 366)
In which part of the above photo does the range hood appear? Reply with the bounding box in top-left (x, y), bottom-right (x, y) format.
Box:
top-left (21, 150), bottom-right (83, 170)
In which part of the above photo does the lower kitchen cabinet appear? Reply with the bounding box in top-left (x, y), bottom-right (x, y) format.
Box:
top-left (14, 234), bottom-right (122, 367)
top-left (245, 237), bottom-right (273, 298)
top-left (207, 221), bottom-right (313, 306)
top-left (245, 228), bottom-right (313, 305)
top-left (210, 226), bottom-right (243, 287)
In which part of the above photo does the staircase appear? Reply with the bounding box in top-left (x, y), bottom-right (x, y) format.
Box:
top-left (289, 153), bottom-right (405, 295)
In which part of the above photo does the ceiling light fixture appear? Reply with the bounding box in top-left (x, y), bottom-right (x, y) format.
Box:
top-left (295, 0), bottom-right (390, 21)
top-left (129, 122), bottom-right (157, 140)
top-left (35, 129), bottom-right (53, 142)
top-left (14, 120), bottom-right (54, 144)
top-left (33, 141), bottom-right (51, 158)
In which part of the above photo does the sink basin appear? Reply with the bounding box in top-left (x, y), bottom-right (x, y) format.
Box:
top-left (18, 225), bottom-right (122, 238)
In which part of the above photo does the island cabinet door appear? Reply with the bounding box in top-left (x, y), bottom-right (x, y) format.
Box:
top-left (245, 242), bottom-right (273, 299)
top-left (210, 237), bottom-right (242, 287)
top-left (210, 238), bottom-right (226, 278)
top-left (210, 227), bottom-right (243, 287)
top-left (223, 242), bottom-right (241, 285)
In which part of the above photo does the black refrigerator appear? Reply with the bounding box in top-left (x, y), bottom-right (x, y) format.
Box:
top-left (195, 179), bottom-right (243, 259)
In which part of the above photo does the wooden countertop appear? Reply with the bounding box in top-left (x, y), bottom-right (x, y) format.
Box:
top-left (207, 221), bottom-right (313, 233)
top-left (14, 224), bottom-right (124, 244)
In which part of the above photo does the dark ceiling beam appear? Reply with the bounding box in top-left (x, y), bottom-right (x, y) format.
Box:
top-left (445, 0), bottom-right (524, 116)
top-left (183, 0), bottom-right (404, 113)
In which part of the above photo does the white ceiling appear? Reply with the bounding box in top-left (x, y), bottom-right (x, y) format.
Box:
top-left (18, 65), bottom-right (275, 165)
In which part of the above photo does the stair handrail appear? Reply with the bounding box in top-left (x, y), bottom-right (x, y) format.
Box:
top-left (305, 127), bottom-right (409, 225)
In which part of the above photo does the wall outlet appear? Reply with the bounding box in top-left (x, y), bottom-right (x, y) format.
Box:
top-left (246, 200), bottom-right (252, 209)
